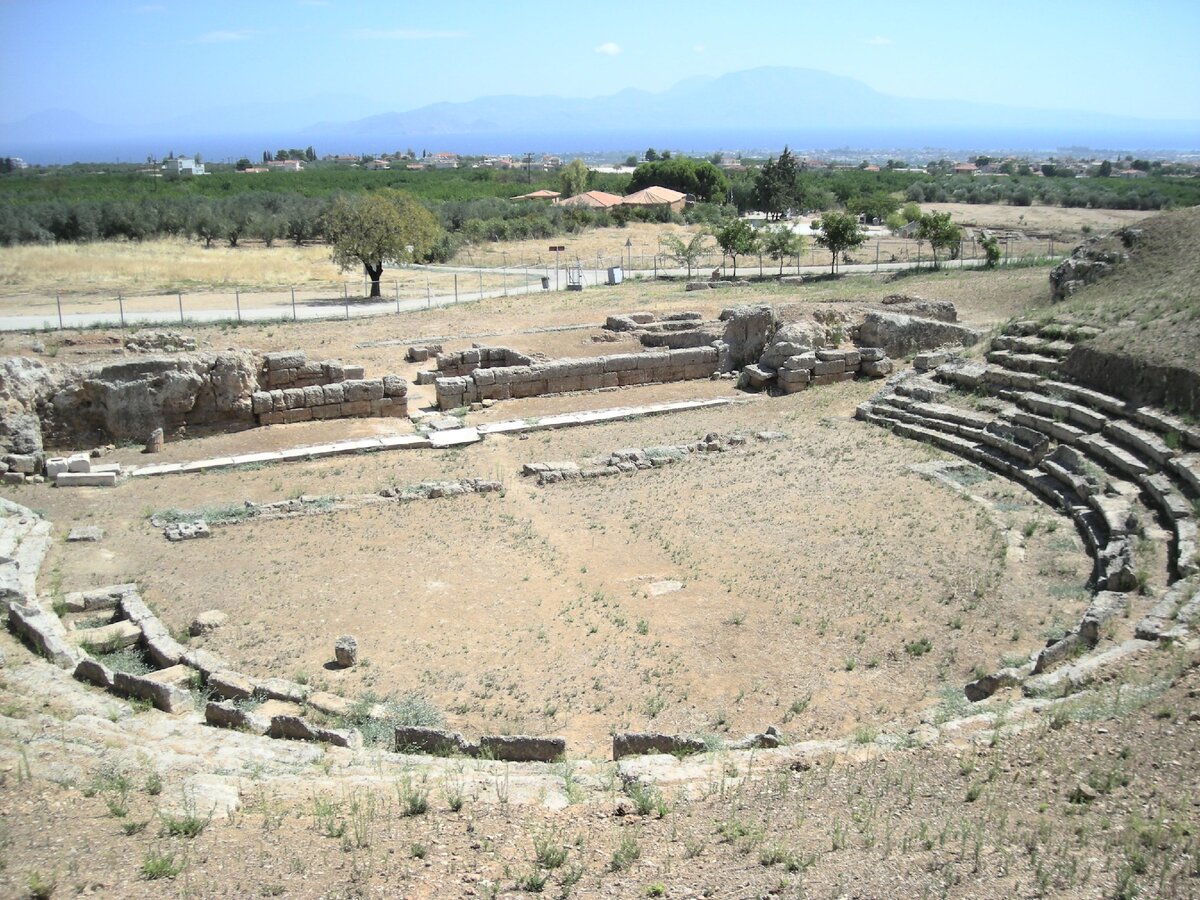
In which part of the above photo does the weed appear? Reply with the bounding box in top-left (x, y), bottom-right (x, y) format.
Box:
top-left (532, 830), bottom-right (568, 869)
top-left (625, 780), bottom-right (668, 817)
top-left (159, 791), bottom-right (212, 838)
top-left (904, 637), bottom-right (933, 657)
top-left (140, 848), bottom-right (185, 879)
top-left (25, 870), bottom-right (57, 899)
top-left (610, 833), bottom-right (641, 871)
top-left (397, 774), bottom-right (430, 816)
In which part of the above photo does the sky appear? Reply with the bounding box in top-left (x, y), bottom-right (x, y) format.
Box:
top-left (1, 0), bottom-right (1198, 130)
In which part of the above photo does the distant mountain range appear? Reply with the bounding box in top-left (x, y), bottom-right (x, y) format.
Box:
top-left (304, 67), bottom-right (1197, 141)
top-left (3, 67), bottom-right (1197, 163)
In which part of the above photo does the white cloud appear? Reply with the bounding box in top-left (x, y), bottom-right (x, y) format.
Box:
top-left (866, 36), bottom-right (892, 46)
top-left (350, 28), bottom-right (466, 40)
top-left (195, 29), bottom-right (255, 43)
top-left (694, 44), bottom-right (705, 53)
top-left (594, 42), bottom-right (621, 56)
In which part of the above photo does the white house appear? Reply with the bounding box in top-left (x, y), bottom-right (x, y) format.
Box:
top-left (162, 157), bottom-right (206, 176)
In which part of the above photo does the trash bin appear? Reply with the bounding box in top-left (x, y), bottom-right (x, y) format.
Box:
top-left (540, 276), bottom-right (550, 290)
top-left (607, 265), bottom-right (623, 285)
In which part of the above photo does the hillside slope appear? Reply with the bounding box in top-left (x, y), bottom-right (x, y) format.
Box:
top-left (1054, 206), bottom-right (1200, 414)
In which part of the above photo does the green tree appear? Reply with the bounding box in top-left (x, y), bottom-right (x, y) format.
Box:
top-left (846, 192), bottom-right (899, 222)
top-left (762, 226), bottom-right (804, 275)
top-left (884, 211), bottom-right (905, 235)
top-left (902, 201), bottom-right (922, 222)
top-left (658, 231), bottom-right (712, 279)
top-left (712, 219), bottom-right (759, 278)
top-left (558, 158), bottom-right (589, 198)
top-left (624, 155), bottom-right (638, 167)
top-left (915, 211), bottom-right (962, 269)
top-left (1097, 159), bottom-right (1113, 177)
top-left (324, 190), bottom-right (442, 297)
top-left (645, 148), bottom-right (658, 162)
top-left (751, 146), bottom-right (799, 220)
top-left (980, 234), bottom-right (1001, 268)
top-left (812, 212), bottom-right (865, 274)
top-left (627, 158), bottom-right (728, 203)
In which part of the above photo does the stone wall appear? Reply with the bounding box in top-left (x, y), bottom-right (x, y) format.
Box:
top-left (434, 346), bottom-right (533, 378)
top-left (434, 346), bottom-right (719, 410)
top-left (252, 376), bottom-right (407, 425)
top-left (260, 351), bottom-right (364, 390)
top-left (0, 349), bottom-right (409, 455)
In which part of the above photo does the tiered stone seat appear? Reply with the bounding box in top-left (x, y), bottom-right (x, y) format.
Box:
top-left (860, 342), bottom-right (1200, 703)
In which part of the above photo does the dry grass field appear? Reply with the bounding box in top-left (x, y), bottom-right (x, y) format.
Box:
top-left (0, 203), bottom-right (1129, 321)
top-left (0, 213), bottom-right (1196, 898)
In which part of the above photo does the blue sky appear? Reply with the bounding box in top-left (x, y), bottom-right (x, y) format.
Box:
top-left (2, 0), bottom-right (1198, 127)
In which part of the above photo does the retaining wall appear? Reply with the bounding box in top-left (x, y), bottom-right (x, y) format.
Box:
top-left (435, 346), bottom-right (719, 410)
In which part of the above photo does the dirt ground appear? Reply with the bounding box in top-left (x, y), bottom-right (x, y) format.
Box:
top-left (1, 258), bottom-right (1195, 899)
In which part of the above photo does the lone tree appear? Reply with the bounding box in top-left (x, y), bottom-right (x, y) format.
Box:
top-left (558, 158), bottom-right (589, 197)
top-left (324, 190), bottom-right (442, 298)
top-left (915, 211), bottom-right (962, 269)
top-left (658, 231), bottom-right (712, 280)
top-left (813, 211), bottom-right (866, 274)
top-left (713, 219), bottom-right (759, 278)
top-left (762, 226), bottom-right (805, 276)
top-left (751, 146), bottom-right (799, 220)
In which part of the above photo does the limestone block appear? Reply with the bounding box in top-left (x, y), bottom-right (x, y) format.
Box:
top-left (395, 726), bottom-right (474, 756)
top-left (190, 610), bottom-right (228, 636)
top-left (269, 390), bottom-right (287, 411)
top-left (251, 392), bottom-right (273, 414)
top-left (334, 635), bottom-right (358, 667)
top-left (145, 664), bottom-right (194, 687)
top-left (478, 734), bottom-right (565, 762)
top-left (343, 365), bottom-right (365, 380)
top-left (320, 383), bottom-right (345, 404)
top-left (208, 670), bottom-right (256, 701)
top-left (56, 471), bottom-right (117, 488)
top-left (341, 400), bottom-right (370, 417)
top-left (45, 457), bottom-right (69, 478)
top-left (66, 525), bottom-right (104, 542)
top-left (264, 351), bottom-right (305, 371)
top-left (307, 691), bottom-right (351, 717)
top-left (612, 732), bottom-right (707, 760)
top-left (813, 358), bottom-right (846, 375)
top-left (66, 453), bottom-right (91, 473)
top-left (74, 657), bottom-right (115, 690)
top-left (282, 387), bottom-right (306, 409)
top-left (69, 620), bottom-right (141, 654)
top-left (303, 385), bottom-right (325, 407)
top-left (206, 700), bottom-right (270, 735)
top-left (269, 714), bottom-right (318, 741)
top-left (283, 408), bottom-right (313, 424)
top-left (382, 375), bottom-right (408, 398)
top-left (113, 670), bottom-right (193, 714)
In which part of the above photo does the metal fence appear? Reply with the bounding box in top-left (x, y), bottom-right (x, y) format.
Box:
top-left (3, 235), bottom-right (1063, 331)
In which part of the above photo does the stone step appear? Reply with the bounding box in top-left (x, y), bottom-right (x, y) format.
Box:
top-left (990, 335), bottom-right (1073, 358)
top-left (145, 664), bottom-right (195, 687)
top-left (1130, 407), bottom-right (1200, 453)
top-left (68, 619), bottom-right (141, 653)
top-left (986, 350), bottom-right (1062, 376)
top-left (1076, 434), bottom-right (1152, 479)
top-left (1104, 420), bottom-right (1176, 468)
top-left (1024, 640), bottom-right (1154, 699)
top-left (1040, 380), bottom-right (1130, 417)
top-left (1139, 472), bottom-right (1193, 522)
top-left (1169, 455), bottom-right (1200, 497)
top-left (1016, 392), bottom-right (1106, 431)
top-left (1006, 410), bottom-right (1087, 446)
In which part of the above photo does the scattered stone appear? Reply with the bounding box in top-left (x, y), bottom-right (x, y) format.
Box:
top-left (648, 580), bottom-right (683, 596)
top-left (395, 726), bottom-right (475, 756)
top-left (189, 610), bottom-right (228, 636)
top-left (334, 635), bottom-right (358, 668)
top-left (66, 525), bottom-right (104, 542)
top-left (755, 431), bottom-right (787, 442)
top-left (164, 521), bottom-right (211, 542)
top-left (145, 427), bottom-right (164, 454)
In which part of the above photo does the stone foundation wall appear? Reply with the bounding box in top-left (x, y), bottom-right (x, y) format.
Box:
top-left (260, 351), bottom-right (364, 390)
top-left (433, 346), bottom-right (534, 378)
top-left (435, 347), bottom-right (719, 410)
top-left (252, 375), bottom-right (408, 425)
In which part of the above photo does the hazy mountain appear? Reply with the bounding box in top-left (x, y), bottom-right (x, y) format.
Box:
top-left (305, 67), bottom-right (1199, 141)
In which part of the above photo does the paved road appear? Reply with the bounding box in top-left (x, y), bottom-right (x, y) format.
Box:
top-left (0, 257), bottom-right (1000, 332)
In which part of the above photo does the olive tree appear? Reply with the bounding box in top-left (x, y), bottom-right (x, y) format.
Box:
top-left (658, 231), bottom-right (711, 279)
top-left (812, 211), bottom-right (865, 274)
top-left (713, 219), bottom-right (759, 278)
top-left (762, 226), bottom-right (804, 275)
top-left (915, 211), bottom-right (962, 269)
top-left (324, 190), bottom-right (442, 297)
